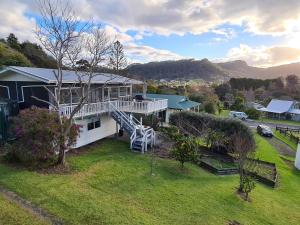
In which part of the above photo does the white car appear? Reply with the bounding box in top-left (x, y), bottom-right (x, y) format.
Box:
top-left (229, 111), bottom-right (248, 120)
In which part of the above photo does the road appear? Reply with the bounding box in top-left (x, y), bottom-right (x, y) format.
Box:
top-left (242, 119), bottom-right (300, 130)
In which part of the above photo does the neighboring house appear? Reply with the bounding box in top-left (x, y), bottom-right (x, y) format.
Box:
top-left (259, 99), bottom-right (300, 121)
top-left (137, 93), bottom-right (201, 124)
top-left (0, 66), bottom-right (168, 152)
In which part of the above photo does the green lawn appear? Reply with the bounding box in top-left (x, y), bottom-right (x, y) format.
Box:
top-left (0, 193), bottom-right (49, 225)
top-left (273, 131), bottom-right (298, 151)
top-left (218, 109), bottom-right (230, 117)
top-left (0, 138), bottom-right (299, 225)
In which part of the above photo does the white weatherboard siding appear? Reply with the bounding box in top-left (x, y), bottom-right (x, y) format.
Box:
top-left (295, 143), bottom-right (300, 170)
top-left (74, 114), bottom-right (116, 148)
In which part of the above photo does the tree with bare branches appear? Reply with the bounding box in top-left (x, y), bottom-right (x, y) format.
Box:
top-left (108, 40), bottom-right (127, 74)
top-left (35, 0), bottom-right (112, 165)
top-left (231, 132), bottom-right (256, 200)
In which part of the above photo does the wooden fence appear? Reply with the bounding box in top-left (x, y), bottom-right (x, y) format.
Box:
top-left (276, 126), bottom-right (300, 144)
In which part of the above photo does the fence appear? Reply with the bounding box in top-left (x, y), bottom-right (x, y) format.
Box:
top-left (276, 126), bottom-right (300, 144)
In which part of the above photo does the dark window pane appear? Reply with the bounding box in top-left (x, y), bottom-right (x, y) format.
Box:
top-left (95, 120), bottom-right (100, 128)
top-left (87, 122), bottom-right (94, 130)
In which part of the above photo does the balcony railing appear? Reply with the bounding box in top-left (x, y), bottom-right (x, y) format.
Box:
top-left (59, 99), bottom-right (168, 118)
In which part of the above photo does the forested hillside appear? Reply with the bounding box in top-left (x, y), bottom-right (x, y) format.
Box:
top-left (0, 33), bottom-right (56, 68)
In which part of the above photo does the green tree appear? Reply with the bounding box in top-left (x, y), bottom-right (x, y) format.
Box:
top-left (20, 42), bottom-right (57, 68)
top-left (204, 100), bottom-right (218, 114)
top-left (6, 33), bottom-right (21, 51)
top-left (171, 136), bottom-right (197, 168)
top-left (231, 96), bottom-right (245, 111)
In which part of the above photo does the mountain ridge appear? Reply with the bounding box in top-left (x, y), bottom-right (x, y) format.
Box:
top-left (127, 59), bottom-right (300, 81)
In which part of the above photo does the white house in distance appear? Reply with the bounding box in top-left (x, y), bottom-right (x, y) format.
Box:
top-left (259, 99), bottom-right (300, 121)
top-left (137, 93), bottom-right (201, 124)
top-left (0, 66), bottom-right (168, 153)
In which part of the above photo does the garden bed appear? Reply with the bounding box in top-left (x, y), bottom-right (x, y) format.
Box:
top-left (198, 152), bottom-right (278, 187)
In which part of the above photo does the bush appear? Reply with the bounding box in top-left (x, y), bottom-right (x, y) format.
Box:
top-left (6, 107), bottom-right (79, 168)
top-left (245, 108), bottom-right (261, 120)
top-left (169, 111), bottom-right (255, 153)
top-left (203, 101), bottom-right (218, 114)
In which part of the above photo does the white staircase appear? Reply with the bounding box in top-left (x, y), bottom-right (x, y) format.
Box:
top-left (109, 103), bottom-right (155, 153)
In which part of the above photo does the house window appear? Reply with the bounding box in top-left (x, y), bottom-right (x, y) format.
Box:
top-left (110, 87), bottom-right (118, 99)
top-left (119, 87), bottom-right (127, 97)
top-left (87, 119), bottom-right (101, 131)
top-left (58, 88), bottom-right (81, 104)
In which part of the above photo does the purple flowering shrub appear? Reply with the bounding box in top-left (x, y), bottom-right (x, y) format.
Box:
top-left (6, 107), bottom-right (79, 167)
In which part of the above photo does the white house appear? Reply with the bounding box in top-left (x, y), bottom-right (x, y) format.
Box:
top-left (259, 99), bottom-right (300, 121)
top-left (0, 66), bottom-right (168, 152)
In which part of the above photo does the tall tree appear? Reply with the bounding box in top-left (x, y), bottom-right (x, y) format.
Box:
top-left (109, 40), bottom-right (127, 74)
top-left (6, 33), bottom-right (21, 51)
top-left (35, 0), bottom-right (111, 165)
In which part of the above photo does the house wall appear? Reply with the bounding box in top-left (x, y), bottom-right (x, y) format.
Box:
top-left (165, 108), bottom-right (180, 123)
top-left (0, 80), bottom-right (51, 109)
top-left (74, 113), bottom-right (117, 148)
top-left (295, 143), bottom-right (300, 170)
top-left (291, 114), bottom-right (300, 121)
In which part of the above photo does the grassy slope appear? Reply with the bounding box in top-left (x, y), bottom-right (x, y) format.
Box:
top-left (0, 42), bottom-right (31, 67)
top-left (0, 193), bottom-right (49, 225)
top-left (273, 131), bottom-right (298, 151)
top-left (0, 139), bottom-right (299, 225)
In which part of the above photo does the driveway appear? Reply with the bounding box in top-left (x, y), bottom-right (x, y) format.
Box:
top-left (242, 119), bottom-right (300, 130)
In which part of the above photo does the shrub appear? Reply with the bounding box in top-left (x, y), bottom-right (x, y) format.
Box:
top-left (6, 107), bottom-right (79, 168)
top-left (169, 111), bottom-right (255, 153)
top-left (240, 174), bottom-right (256, 201)
top-left (231, 96), bottom-right (245, 111)
top-left (171, 135), bottom-right (198, 168)
top-left (245, 108), bottom-right (261, 120)
top-left (203, 101), bottom-right (218, 114)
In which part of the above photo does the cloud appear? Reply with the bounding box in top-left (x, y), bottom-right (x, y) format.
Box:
top-left (68, 0), bottom-right (300, 36)
top-left (0, 0), bottom-right (36, 42)
top-left (221, 44), bottom-right (300, 67)
top-left (125, 43), bottom-right (183, 63)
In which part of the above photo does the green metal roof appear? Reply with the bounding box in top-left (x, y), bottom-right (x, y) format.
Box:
top-left (143, 93), bottom-right (201, 110)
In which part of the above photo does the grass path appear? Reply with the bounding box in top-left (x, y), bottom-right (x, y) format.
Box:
top-left (0, 138), bottom-right (299, 225)
top-left (0, 191), bottom-right (50, 225)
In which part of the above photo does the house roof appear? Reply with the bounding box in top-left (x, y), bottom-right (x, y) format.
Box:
top-left (0, 66), bottom-right (142, 85)
top-left (289, 109), bottom-right (300, 115)
top-left (262, 99), bottom-right (294, 114)
top-left (143, 93), bottom-right (201, 110)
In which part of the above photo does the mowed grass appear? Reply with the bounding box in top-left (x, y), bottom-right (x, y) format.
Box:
top-left (0, 138), bottom-right (299, 225)
top-left (0, 193), bottom-right (49, 225)
top-left (273, 131), bottom-right (298, 151)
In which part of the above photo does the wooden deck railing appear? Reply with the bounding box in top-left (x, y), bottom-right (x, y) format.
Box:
top-left (58, 99), bottom-right (168, 118)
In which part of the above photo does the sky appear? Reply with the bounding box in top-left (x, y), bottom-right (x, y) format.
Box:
top-left (1, 0), bottom-right (300, 67)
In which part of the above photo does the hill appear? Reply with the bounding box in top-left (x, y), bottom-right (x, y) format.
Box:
top-left (217, 60), bottom-right (300, 79)
top-left (127, 59), bottom-right (300, 81)
top-left (0, 33), bottom-right (57, 69)
top-left (0, 42), bottom-right (32, 67)
top-left (127, 59), bottom-right (229, 81)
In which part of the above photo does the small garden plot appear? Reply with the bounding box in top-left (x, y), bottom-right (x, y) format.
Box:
top-left (246, 159), bottom-right (278, 187)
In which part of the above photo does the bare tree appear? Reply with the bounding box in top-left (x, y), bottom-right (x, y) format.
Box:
top-left (108, 40), bottom-right (127, 74)
top-left (35, 0), bottom-right (112, 164)
top-left (231, 132), bottom-right (256, 200)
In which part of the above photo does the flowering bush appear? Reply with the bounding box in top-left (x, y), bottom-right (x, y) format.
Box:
top-left (6, 107), bottom-right (79, 167)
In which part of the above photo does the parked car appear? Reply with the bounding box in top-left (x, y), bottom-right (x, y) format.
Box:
top-left (257, 125), bottom-right (273, 137)
top-left (229, 111), bottom-right (248, 120)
